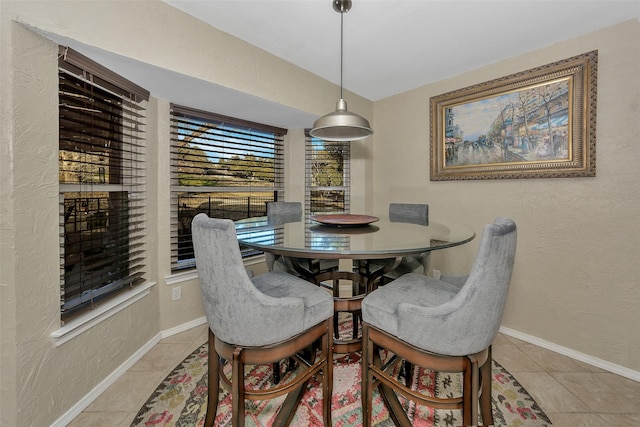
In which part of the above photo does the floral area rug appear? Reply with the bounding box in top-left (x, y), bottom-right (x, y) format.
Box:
top-left (132, 335), bottom-right (551, 426)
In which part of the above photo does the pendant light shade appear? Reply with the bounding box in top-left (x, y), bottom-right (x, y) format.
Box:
top-left (310, 98), bottom-right (373, 141)
top-left (310, 0), bottom-right (373, 142)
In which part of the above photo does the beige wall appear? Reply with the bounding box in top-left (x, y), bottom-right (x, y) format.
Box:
top-left (372, 19), bottom-right (640, 373)
top-left (0, 24), bottom-right (162, 427)
top-left (0, 1), bottom-right (372, 426)
top-left (1, 0), bottom-right (637, 425)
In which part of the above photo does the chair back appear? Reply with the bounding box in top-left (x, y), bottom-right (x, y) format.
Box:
top-left (389, 203), bottom-right (429, 225)
top-left (267, 201), bottom-right (302, 225)
top-left (398, 217), bottom-right (517, 355)
top-left (192, 213), bottom-right (305, 346)
top-left (265, 202), bottom-right (302, 270)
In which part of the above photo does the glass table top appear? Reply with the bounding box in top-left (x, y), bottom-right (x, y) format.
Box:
top-left (235, 215), bottom-right (475, 260)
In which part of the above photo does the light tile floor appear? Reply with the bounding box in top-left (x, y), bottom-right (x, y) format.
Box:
top-left (69, 325), bottom-right (640, 426)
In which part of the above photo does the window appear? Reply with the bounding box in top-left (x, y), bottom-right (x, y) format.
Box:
top-left (305, 132), bottom-right (350, 250)
top-left (170, 105), bottom-right (286, 270)
top-left (305, 131), bottom-right (350, 215)
top-left (59, 47), bottom-right (149, 321)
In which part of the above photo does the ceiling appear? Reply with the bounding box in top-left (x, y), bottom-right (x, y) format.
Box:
top-left (41, 1), bottom-right (639, 129)
top-left (162, 0), bottom-right (639, 101)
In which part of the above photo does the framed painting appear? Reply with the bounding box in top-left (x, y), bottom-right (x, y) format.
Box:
top-left (430, 51), bottom-right (597, 180)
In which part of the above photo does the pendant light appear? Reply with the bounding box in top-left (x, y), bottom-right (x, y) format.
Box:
top-left (310, 0), bottom-right (373, 142)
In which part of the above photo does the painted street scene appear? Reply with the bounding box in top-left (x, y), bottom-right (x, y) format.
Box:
top-left (445, 79), bottom-right (570, 167)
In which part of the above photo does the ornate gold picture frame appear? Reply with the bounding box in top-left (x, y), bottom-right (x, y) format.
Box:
top-left (430, 51), bottom-right (597, 180)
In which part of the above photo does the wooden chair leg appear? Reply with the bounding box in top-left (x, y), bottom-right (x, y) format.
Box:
top-left (479, 347), bottom-right (494, 426)
top-left (352, 311), bottom-right (360, 339)
top-left (273, 362), bottom-right (281, 383)
top-left (401, 360), bottom-right (414, 387)
top-left (363, 325), bottom-right (494, 427)
top-left (275, 381), bottom-right (308, 426)
top-left (323, 324), bottom-right (333, 427)
top-left (274, 356), bottom-right (300, 383)
top-left (470, 356), bottom-right (480, 426)
top-left (361, 325), bottom-right (370, 427)
top-left (462, 358), bottom-right (473, 427)
top-left (231, 347), bottom-right (245, 427)
top-left (204, 329), bottom-right (220, 427)
top-left (276, 317), bottom-right (333, 427)
top-left (363, 328), bottom-right (411, 427)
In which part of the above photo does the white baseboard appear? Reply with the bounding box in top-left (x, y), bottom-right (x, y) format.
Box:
top-left (499, 326), bottom-right (640, 382)
top-left (53, 321), bottom-right (638, 426)
top-left (52, 317), bottom-right (210, 426)
top-left (160, 316), bottom-right (207, 339)
top-left (51, 333), bottom-right (163, 427)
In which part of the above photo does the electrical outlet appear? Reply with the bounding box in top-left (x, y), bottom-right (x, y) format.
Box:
top-left (432, 269), bottom-right (441, 280)
top-left (172, 286), bottom-right (182, 301)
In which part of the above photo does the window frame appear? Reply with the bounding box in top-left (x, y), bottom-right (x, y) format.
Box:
top-left (304, 131), bottom-right (350, 216)
top-left (58, 46), bottom-right (149, 322)
top-left (169, 104), bottom-right (287, 271)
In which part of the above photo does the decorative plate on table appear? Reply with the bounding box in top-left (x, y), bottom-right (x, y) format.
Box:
top-left (310, 214), bottom-right (380, 227)
top-left (310, 224), bottom-right (379, 235)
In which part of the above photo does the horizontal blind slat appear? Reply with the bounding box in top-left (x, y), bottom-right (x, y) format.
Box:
top-left (59, 46), bottom-right (148, 321)
top-left (305, 131), bottom-right (350, 215)
top-left (169, 104), bottom-right (285, 271)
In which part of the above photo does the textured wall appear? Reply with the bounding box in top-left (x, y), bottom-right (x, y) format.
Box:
top-left (0, 23), bottom-right (162, 427)
top-left (372, 20), bottom-right (640, 373)
top-left (2, 1), bottom-right (636, 426)
top-left (0, 1), bottom-right (372, 425)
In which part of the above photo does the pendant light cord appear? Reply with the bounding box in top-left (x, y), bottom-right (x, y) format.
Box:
top-left (340, 10), bottom-right (344, 99)
top-left (309, 0), bottom-right (373, 141)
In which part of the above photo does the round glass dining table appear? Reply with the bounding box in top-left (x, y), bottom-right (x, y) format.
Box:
top-left (234, 214), bottom-right (475, 261)
top-left (235, 214), bottom-right (475, 353)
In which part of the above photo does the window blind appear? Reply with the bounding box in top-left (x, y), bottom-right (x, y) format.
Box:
top-left (304, 131), bottom-right (350, 214)
top-left (59, 46), bottom-right (149, 321)
top-left (304, 131), bottom-right (350, 250)
top-left (170, 104), bottom-right (286, 270)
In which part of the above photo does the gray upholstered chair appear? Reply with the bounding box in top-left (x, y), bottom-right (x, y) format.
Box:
top-left (388, 202), bottom-right (429, 225)
top-left (363, 203), bottom-right (431, 286)
top-left (265, 202), bottom-right (339, 277)
top-left (361, 217), bottom-right (517, 427)
top-left (265, 201), bottom-right (339, 382)
top-left (191, 213), bottom-right (334, 427)
top-left (386, 203), bottom-right (431, 279)
top-left (264, 202), bottom-right (301, 274)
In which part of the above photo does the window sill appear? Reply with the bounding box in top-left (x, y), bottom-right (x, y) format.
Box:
top-left (165, 255), bottom-right (265, 285)
top-left (165, 269), bottom-right (199, 286)
top-left (51, 282), bottom-right (156, 346)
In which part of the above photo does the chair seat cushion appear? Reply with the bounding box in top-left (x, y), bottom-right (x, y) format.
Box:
top-left (361, 273), bottom-right (460, 337)
top-left (252, 271), bottom-right (333, 331)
